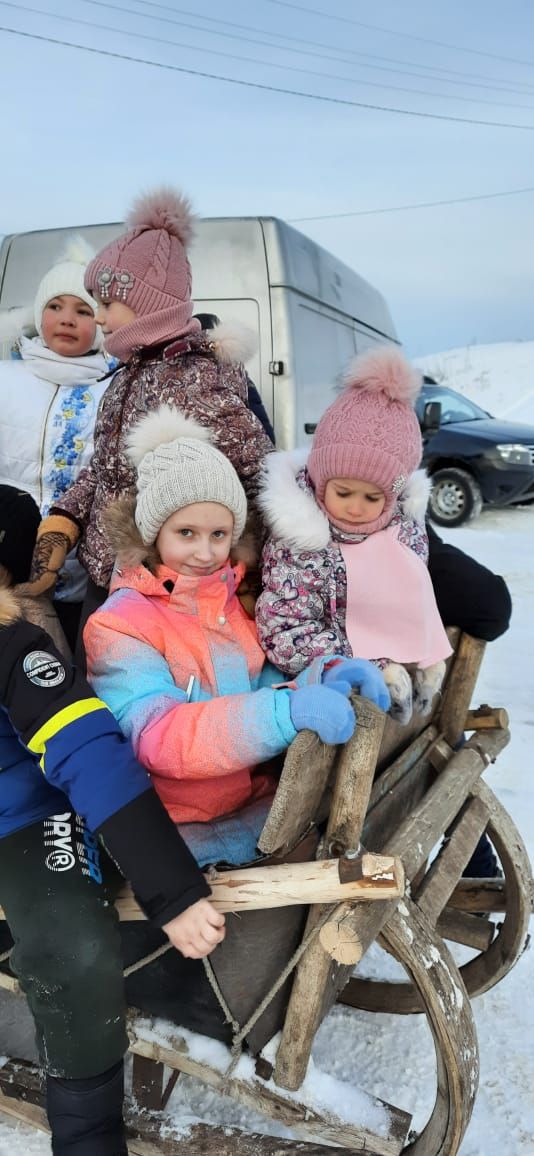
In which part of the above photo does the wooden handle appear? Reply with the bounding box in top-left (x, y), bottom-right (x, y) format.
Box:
top-left (107, 853), bottom-right (404, 920)
top-left (464, 706), bottom-right (509, 730)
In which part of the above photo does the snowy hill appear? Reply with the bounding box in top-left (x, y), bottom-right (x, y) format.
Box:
top-left (415, 341), bottom-right (534, 425)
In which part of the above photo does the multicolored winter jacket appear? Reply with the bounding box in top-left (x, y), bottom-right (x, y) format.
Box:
top-left (0, 589), bottom-right (209, 925)
top-left (54, 330), bottom-right (273, 589)
top-left (256, 451), bottom-right (433, 676)
top-left (84, 544), bottom-right (318, 824)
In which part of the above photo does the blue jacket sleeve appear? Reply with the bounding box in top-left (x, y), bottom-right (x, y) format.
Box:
top-left (0, 610), bottom-right (210, 924)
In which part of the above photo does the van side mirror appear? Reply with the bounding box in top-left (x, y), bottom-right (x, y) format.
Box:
top-left (421, 401), bottom-right (441, 433)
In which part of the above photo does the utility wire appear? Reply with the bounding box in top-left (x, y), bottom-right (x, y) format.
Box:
top-left (290, 186), bottom-right (534, 222)
top-left (8, 1), bottom-right (534, 112)
top-left (262, 0), bottom-right (534, 71)
top-left (90, 0), bottom-right (534, 97)
top-left (2, 23), bottom-right (534, 130)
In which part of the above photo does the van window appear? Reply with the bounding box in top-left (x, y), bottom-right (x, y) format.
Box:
top-left (289, 301), bottom-right (357, 445)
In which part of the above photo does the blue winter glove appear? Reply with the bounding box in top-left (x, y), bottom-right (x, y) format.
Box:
top-left (322, 658), bottom-right (391, 713)
top-left (289, 686), bottom-right (355, 745)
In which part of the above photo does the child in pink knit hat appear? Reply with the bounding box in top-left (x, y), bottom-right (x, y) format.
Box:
top-left (256, 346), bottom-right (452, 724)
top-left (19, 188), bottom-right (273, 651)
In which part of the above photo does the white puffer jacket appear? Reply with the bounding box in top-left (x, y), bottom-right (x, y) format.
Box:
top-left (0, 336), bottom-right (110, 600)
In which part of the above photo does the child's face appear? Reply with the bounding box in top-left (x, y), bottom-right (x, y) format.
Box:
top-left (41, 295), bottom-right (97, 357)
top-left (324, 478), bottom-right (386, 526)
top-left (94, 297), bottom-right (137, 337)
top-left (156, 502), bottom-right (234, 577)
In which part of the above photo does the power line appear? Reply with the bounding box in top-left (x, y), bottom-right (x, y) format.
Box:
top-left (91, 0), bottom-right (534, 97)
top-left (290, 185), bottom-right (534, 222)
top-left (7, 1), bottom-right (534, 112)
top-left (2, 23), bottom-right (534, 130)
top-left (262, 0), bottom-right (534, 71)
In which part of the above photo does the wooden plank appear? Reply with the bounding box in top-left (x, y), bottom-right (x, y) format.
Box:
top-left (0, 1059), bottom-right (398, 1156)
top-left (258, 731), bottom-right (337, 855)
top-left (132, 1053), bottom-right (165, 1111)
top-left (319, 726), bottom-right (510, 1024)
top-left (274, 697), bottom-right (387, 1092)
top-left (368, 724), bottom-right (438, 810)
top-left (437, 908), bottom-right (495, 952)
top-left (439, 633), bottom-right (486, 747)
top-left (128, 1016), bottom-right (411, 1156)
top-left (465, 706), bottom-right (509, 731)
top-left (415, 794), bottom-right (490, 921)
top-left (447, 879), bottom-right (507, 913)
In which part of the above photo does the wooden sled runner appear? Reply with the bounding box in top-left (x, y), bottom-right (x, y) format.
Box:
top-left (0, 622), bottom-right (532, 1154)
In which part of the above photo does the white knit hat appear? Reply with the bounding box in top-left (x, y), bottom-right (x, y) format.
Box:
top-left (34, 236), bottom-right (101, 349)
top-left (126, 405), bottom-right (248, 546)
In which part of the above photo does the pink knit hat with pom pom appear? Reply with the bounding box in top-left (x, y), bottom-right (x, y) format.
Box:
top-left (84, 186), bottom-right (201, 361)
top-left (307, 346), bottom-right (423, 534)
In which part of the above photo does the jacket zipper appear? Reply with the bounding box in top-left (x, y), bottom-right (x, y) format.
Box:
top-left (38, 386), bottom-right (60, 509)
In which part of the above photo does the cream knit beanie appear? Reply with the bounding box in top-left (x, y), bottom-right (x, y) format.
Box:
top-left (34, 236), bottom-right (101, 349)
top-left (126, 405), bottom-right (247, 546)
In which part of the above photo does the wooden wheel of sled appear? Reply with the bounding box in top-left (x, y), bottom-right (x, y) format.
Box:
top-left (339, 781), bottom-right (533, 1018)
top-left (371, 894), bottom-right (479, 1156)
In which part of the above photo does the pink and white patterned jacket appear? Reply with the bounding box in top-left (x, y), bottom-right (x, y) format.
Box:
top-left (255, 451), bottom-right (432, 676)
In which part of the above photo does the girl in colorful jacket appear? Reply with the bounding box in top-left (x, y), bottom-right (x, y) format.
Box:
top-left (20, 188), bottom-right (273, 625)
top-left (84, 407), bottom-right (389, 856)
top-left (0, 238), bottom-right (109, 644)
top-left (256, 346), bottom-right (452, 725)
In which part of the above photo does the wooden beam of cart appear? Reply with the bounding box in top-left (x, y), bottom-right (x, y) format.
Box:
top-left (113, 852), bottom-right (404, 918)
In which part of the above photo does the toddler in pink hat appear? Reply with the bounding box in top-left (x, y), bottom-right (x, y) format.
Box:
top-left (256, 346), bottom-right (452, 724)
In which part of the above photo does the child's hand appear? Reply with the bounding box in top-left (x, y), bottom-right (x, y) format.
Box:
top-left (162, 898), bottom-right (225, 959)
top-left (322, 658), bottom-right (391, 712)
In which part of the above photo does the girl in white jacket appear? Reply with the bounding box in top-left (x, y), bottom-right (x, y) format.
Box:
top-left (0, 238), bottom-right (110, 645)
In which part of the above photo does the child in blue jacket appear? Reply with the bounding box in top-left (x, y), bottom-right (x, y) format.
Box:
top-left (0, 486), bottom-right (223, 1155)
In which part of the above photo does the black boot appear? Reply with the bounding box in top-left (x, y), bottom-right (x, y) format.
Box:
top-left (46, 1060), bottom-right (128, 1155)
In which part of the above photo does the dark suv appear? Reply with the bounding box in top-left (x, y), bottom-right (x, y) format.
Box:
top-left (418, 378), bottom-right (534, 526)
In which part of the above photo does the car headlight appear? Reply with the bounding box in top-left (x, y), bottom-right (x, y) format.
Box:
top-left (495, 443), bottom-right (532, 465)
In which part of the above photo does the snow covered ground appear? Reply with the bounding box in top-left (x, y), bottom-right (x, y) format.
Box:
top-left (1, 505), bottom-right (533, 1154)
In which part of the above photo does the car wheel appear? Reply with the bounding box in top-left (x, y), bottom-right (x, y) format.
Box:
top-left (428, 467), bottom-right (483, 527)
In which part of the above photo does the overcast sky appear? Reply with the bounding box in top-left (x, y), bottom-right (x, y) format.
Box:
top-left (1, 0), bottom-right (533, 356)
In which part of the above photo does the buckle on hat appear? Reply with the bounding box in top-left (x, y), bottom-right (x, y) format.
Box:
top-left (391, 474), bottom-right (406, 493)
top-left (96, 267), bottom-right (114, 300)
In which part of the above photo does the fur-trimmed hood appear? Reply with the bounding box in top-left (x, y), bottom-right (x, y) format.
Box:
top-left (104, 496), bottom-right (259, 573)
top-left (258, 449), bottom-right (431, 551)
top-left (203, 321), bottom-right (256, 366)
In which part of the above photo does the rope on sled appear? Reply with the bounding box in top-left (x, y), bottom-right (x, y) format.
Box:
top-left (123, 941), bottom-right (172, 979)
top-left (203, 901), bottom-right (345, 1082)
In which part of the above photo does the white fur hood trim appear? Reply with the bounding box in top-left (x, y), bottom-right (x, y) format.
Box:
top-left (258, 449), bottom-right (331, 550)
top-left (401, 469), bottom-right (432, 523)
top-left (259, 451), bottom-right (431, 550)
top-left (208, 322), bottom-right (257, 365)
top-left (0, 306), bottom-right (36, 344)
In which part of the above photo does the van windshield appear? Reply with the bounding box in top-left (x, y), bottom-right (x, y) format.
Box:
top-left (418, 386), bottom-right (489, 425)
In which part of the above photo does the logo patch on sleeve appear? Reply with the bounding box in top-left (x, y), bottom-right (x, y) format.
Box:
top-left (23, 651), bottom-right (66, 688)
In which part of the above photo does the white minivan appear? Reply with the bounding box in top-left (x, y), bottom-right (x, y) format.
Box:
top-left (0, 216), bottom-right (398, 449)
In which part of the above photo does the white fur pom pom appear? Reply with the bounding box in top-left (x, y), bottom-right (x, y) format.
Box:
top-left (344, 346), bottom-right (422, 406)
top-left (127, 187), bottom-right (196, 248)
top-left (59, 235), bottom-right (96, 266)
top-left (125, 405), bottom-right (212, 466)
top-left (208, 322), bottom-right (257, 365)
top-left (399, 469), bottom-right (432, 523)
top-left (0, 306), bottom-right (36, 342)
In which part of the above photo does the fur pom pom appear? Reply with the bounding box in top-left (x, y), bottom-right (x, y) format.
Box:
top-left (126, 186), bottom-right (196, 248)
top-left (125, 404), bottom-right (212, 467)
top-left (399, 469), bottom-right (432, 523)
top-left (344, 346), bottom-right (421, 406)
top-left (0, 306), bottom-right (35, 343)
top-left (59, 235), bottom-right (96, 266)
top-left (0, 586), bottom-right (23, 627)
top-left (208, 322), bottom-right (257, 365)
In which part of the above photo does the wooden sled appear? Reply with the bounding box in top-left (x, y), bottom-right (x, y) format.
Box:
top-left (0, 624), bottom-right (532, 1155)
